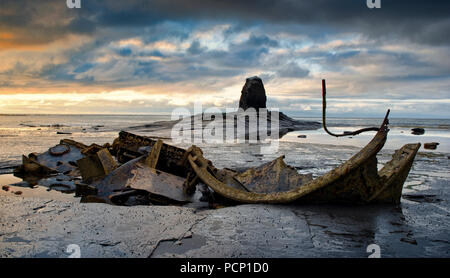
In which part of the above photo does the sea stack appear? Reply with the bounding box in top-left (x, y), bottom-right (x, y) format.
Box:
top-left (126, 76), bottom-right (321, 137)
top-left (239, 76), bottom-right (267, 110)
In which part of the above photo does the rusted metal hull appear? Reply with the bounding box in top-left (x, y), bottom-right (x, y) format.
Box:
top-left (185, 111), bottom-right (421, 204)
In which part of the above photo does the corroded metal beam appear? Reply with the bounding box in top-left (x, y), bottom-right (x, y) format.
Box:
top-left (322, 79), bottom-right (385, 137)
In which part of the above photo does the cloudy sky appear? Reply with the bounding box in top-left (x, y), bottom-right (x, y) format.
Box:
top-left (0, 0), bottom-right (449, 118)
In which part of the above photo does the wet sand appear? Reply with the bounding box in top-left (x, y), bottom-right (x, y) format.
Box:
top-left (1, 142), bottom-right (449, 258)
top-left (1, 177), bottom-right (448, 258)
top-left (0, 181), bottom-right (75, 202)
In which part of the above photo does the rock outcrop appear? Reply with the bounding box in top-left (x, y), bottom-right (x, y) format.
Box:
top-left (411, 128), bottom-right (425, 135)
top-left (239, 76), bottom-right (267, 110)
top-left (128, 77), bottom-right (321, 138)
top-left (424, 142), bottom-right (439, 150)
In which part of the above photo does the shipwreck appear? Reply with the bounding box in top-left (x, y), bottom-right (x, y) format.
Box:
top-left (13, 78), bottom-right (421, 206)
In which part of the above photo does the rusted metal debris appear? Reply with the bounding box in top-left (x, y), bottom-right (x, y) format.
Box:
top-left (12, 131), bottom-right (205, 206)
top-left (13, 112), bottom-right (421, 206)
top-left (13, 139), bottom-right (88, 192)
top-left (322, 79), bottom-right (383, 137)
top-left (77, 148), bottom-right (117, 183)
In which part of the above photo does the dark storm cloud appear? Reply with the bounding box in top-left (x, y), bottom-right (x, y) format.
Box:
top-left (147, 0), bottom-right (450, 45)
top-left (109, 0), bottom-right (441, 47)
top-left (0, 0), bottom-right (95, 46)
top-left (2, 0), bottom-right (449, 46)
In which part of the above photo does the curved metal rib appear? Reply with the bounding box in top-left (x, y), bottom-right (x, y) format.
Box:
top-left (322, 79), bottom-right (387, 137)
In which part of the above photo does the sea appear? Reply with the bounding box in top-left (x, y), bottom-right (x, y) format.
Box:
top-left (0, 114), bottom-right (449, 195)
